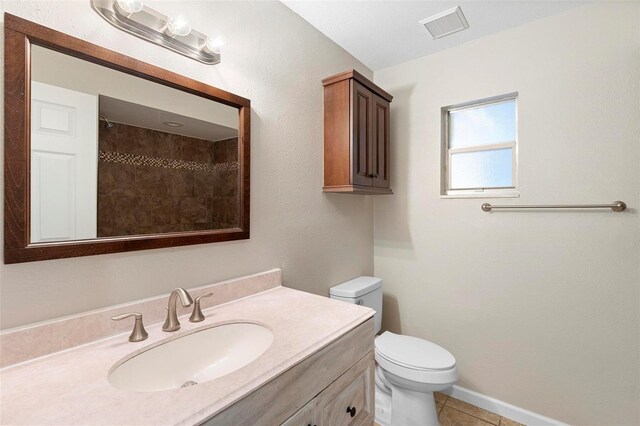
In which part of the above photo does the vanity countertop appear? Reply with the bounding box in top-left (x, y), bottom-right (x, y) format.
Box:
top-left (0, 286), bottom-right (374, 425)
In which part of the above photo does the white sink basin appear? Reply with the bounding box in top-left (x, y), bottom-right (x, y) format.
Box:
top-left (108, 322), bottom-right (274, 392)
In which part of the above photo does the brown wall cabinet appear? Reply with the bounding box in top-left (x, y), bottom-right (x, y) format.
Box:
top-left (323, 70), bottom-right (393, 194)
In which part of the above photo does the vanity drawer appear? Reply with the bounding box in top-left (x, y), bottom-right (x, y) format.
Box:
top-left (281, 400), bottom-right (314, 426)
top-left (314, 352), bottom-right (374, 426)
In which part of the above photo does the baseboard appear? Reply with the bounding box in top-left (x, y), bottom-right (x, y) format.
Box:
top-left (441, 385), bottom-right (568, 426)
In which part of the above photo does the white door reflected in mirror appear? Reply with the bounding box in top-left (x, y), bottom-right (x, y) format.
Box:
top-left (30, 81), bottom-right (98, 243)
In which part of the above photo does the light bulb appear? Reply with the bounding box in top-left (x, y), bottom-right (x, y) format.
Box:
top-left (166, 15), bottom-right (191, 37)
top-left (115, 0), bottom-right (143, 15)
top-left (204, 36), bottom-right (224, 54)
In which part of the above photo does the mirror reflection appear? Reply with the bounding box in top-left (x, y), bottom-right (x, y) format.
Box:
top-left (30, 45), bottom-right (240, 243)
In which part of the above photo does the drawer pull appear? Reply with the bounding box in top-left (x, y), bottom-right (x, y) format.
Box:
top-left (346, 406), bottom-right (357, 417)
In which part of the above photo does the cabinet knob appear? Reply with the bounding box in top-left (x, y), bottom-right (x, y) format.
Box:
top-left (346, 406), bottom-right (357, 417)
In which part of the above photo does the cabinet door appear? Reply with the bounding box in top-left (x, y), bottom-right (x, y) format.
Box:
top-left (351, 80), bottom-right (374, 187)
top-left (281, 399), bottom-right (315, 426)
top-left (371, 94), bottom-right (390, 189)
top-left (314, 353), bottom-right (375, 426)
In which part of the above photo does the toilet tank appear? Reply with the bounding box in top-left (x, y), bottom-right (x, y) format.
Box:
top-left (330, 276), bottom-right (382, 334)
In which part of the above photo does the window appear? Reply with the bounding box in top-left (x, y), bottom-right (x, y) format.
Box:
top-left (441, 93), bottom-right (518, 197)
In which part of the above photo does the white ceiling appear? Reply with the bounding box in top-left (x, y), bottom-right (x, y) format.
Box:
top-left (281, 1), bottom-right (588, 70)
top-left (100, 96), bottom-right (238, 142)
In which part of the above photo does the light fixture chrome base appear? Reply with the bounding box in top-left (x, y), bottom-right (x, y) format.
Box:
top-left (91, 0), bottom-right (221, 65)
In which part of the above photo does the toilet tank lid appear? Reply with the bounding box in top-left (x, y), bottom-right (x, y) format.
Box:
top-left (330, 276), bottom-right (382, 298)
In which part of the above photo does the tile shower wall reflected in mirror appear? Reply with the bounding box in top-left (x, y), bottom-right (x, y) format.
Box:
top-left (30, 45), bottom-right (240, 243)
top-left (97, 120), bottom-right (238, 236)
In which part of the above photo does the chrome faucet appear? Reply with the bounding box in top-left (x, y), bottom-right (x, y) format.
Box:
top-left (163, 288), bottom-right (194, 332)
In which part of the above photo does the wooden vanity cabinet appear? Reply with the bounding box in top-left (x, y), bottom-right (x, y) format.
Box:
top-left (323, 70), bottom-right (393, 194)
top-left (203, 319), bottom-right (375, 426)
top-left (282, 352), bottom-right (374, 426)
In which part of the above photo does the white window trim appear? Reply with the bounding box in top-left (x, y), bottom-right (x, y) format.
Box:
top-left (441, 92), bottom-right (519, 199)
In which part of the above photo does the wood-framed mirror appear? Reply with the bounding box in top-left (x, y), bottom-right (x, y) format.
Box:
top-left (4, 14), bottom-right (250, 264)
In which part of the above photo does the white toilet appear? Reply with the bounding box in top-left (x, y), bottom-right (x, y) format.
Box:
top-left (330, 276), bottom-right (458, 426)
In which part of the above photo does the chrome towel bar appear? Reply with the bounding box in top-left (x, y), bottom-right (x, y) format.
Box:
top-left (481, 201), bottom-right (627, 212)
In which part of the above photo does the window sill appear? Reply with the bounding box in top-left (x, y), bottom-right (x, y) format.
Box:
top-left (441, 191), bottom-right (520, 199)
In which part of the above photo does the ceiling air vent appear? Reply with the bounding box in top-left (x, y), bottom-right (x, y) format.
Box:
top-left (419, 6), bottom-right (469, 39)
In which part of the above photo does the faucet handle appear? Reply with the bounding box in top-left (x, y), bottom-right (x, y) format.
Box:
top-left (189, 293), bottom-right (213, 323)
top-left (112, 312), bottom-right (149, 342)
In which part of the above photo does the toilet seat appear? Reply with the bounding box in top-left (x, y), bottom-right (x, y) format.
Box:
top-left (375, 332), bottom-right (458, 385)
top-left (375, 332), bottom-right (456, 370)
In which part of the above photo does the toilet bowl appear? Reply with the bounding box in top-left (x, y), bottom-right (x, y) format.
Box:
top-left (374, 331), bottom-right (458, 425)
top-left (330, 277), bottom-right (458, 426)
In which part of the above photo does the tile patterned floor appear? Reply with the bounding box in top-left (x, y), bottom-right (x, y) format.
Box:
top-left (376, 392), bottom-right (525, 426)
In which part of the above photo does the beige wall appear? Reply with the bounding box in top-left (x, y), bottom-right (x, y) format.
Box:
top-left (373, 3), bottom-right (640, 425)
top-left (0, 1), bottom-right (373, 328)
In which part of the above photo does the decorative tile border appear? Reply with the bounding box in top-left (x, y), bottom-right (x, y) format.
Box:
top-left (99, 151), bottom-right (239, 173)
top-left (0, 270), bottom-right (281, 368)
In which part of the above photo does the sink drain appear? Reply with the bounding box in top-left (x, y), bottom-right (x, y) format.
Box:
top-left (180, 380), bottom-right (198, 388)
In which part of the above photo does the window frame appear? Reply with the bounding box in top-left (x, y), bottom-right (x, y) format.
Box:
top-left (441, 92), bottom-right (519, 198)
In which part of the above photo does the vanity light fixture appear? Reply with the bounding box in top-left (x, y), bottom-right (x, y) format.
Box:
top-left (165, 14), bottom-right (191, 37)
top-left (114, 0), bottom-right (143, 15)
top-left (91, 0), bottom-right (223, 64)
top-left (205, 36), bottom-right (225, 55)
